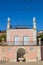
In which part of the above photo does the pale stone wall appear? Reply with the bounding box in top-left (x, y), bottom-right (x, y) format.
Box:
top-left (0, 46), bottom-right (40, 62)
top-left (0, 46), bottom-right (2, 60)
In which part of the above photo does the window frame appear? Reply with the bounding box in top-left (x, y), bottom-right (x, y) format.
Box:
top-left (14, 36), bottom-right (20, 45)
top-left (23, 36), bottom-right (29, 45)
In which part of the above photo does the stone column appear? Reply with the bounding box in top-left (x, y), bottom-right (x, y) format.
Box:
top-left (38, 38), bottom-right (41, 61)
top-left (37, 46), bottom-right (41, 61)
top-left (6, 17), bottom-right (11, 45)
top-left (38, 38), bottom-right (41, 45)
top-left (33, 17), bottom-right (37, 45)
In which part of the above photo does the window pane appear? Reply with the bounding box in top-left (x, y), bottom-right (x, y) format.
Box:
top-left (14, 36), bottom-right (19, 45)
top-left (23, 36), bottom-right (29, 45)
top-left (15, 37), bottom-right (19, 41)
top-left (24, 37), bottom-right (29, 41)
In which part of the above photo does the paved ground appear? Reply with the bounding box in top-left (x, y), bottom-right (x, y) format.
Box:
top-left (0, 61), bottom-right (43, 65)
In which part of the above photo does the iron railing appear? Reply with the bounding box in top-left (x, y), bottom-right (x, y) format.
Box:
top-left (0, 41), bottom-right (37, 46)
top-left (0, 41), bottom-right (43, 46)
top-left (7, 41), bottom-right (36, 46)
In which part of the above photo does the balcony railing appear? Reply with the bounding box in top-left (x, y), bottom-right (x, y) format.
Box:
top-left (0, 41), bottom-right (37, 46)
top-left (0, 41), bottom-right (43, 46)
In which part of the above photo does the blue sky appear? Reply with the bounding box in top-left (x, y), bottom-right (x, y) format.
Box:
top-left (0, 0), bottom-right (43, 31)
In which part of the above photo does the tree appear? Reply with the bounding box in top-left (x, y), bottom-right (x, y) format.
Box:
top-left (0, 35), bottom-right (6, 42)
top-left (38, 34), bottom-right (43, 45)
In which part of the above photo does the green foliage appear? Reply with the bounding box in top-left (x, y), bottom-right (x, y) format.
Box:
top-left (0, 36), bottom-right (2, 42)
top-left (38, 34), bottom-right (43, 41)
top-left (0, 35), bottom-right (6, 42)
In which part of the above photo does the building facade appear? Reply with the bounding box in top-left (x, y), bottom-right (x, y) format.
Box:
top-left (0, 17), bottom-right (41, 62)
